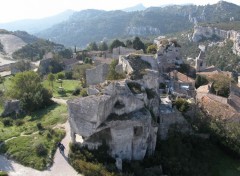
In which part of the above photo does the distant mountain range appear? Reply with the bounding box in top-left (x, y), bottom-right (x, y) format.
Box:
top-left (0, 10), bottom-right (74, 34)
top-left (1, 1), bottom-right (240, 48)
top-left (122, 4), bottom-right (146, 12)
top-left (35, 1), bottom-right (240, 47)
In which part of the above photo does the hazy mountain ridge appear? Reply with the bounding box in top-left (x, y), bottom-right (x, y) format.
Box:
top-left (122, 3), bottom-right (146, 12)
top-left (35, 1), bottom-right (240, 47)
top-left (0, 10), bottom-right (74, 34)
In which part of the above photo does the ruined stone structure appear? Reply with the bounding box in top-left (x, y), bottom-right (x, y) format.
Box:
top-left (112, 46), bottom-right (143, 59)
top-left (155, 39), bottom-right (182, 72)
top-left (68, 46), bottom-right (193, 163)
top-left (195, 50), bottom-right (207, 72)
top-left (68, 80), bottom-right (158, 160)
top-left (159, 96), bottom-right (190, 139)
top-left (86, 63), bottom-right (109, 85)
top-left (228, 84), bottom-right (240, 112)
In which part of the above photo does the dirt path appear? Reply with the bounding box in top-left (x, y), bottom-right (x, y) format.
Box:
top-left (0, 98), bottom-right (81, 176)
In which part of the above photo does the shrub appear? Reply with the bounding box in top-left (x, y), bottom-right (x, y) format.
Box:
top-left (2, 118), bottom-right (13, 127)
top-left (65, 71), bottom-right (73, 79)
top-left (80, 89), bottom-right (88, 97)
top-left (174, 98), bottom-right (189, 112)
top-left (15, 119), bottom-right (24, 126)
top-left (36, 123), bottom-right (43, 130)
top-left (35, 143), bottom-right (48, 156)
top-left (72, 87), bottom-right (81, 96)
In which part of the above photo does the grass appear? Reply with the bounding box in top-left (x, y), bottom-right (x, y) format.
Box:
top-left (0, 171), bottom-right (8, 176)
top-left (0, 104), bottom-right (67, 170)
top-left (0, 104), bottom-right (67, 142)
top-left (42, 79), bottom-right (81, 98)
top-left (1, 128), bottom-right (65, 170)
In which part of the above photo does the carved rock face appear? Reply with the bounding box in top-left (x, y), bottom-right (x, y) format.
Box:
top-left (67, 80), bottom-right (159, 160)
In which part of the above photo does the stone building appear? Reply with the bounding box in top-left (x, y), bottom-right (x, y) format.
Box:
top-left (67, 80), bottom-right (158, 160)
top-left (155, 38), bottom-right (182, 73)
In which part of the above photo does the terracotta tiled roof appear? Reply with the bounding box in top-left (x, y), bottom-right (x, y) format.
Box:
top-left (170, 70), bottom-right (195, 83)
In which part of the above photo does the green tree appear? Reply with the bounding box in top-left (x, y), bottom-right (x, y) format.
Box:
top-left (110, 39), bottom-right (125, 51)
top-left (147, 44), bottom-right (157, 54)
top-left (125, 40), bottom-right (133, 48)
top-left (107, 60), bottom-right (126, 80)
top-left (58, 49), bottom-right (73, 58)
top-left (195, 74), bottom-right (209, 89)
top-left (7, 71), bottom-right (52, 112)
top-left (133, 37), bottom-right (145, 51)
top-left (210, 74), bottom-right (231, 97)
top-left (48, 73), bottom-right (55, 90)
top-left (87, 42), bottom-right (98, 51)
top-left (57, 72), bottom-right (65, 80)
top-left (73, 64), bottom-right (92, 88)
top-left (98, 42), bottom-right (108, 51)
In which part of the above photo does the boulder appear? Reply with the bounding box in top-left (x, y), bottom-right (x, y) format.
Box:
top-left (1, 100), bottom-right (21, 117)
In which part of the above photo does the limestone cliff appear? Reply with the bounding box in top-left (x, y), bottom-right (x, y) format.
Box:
top-left (192, 25), bottom-right (240, 55)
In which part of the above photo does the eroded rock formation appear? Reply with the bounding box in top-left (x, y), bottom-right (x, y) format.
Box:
top-left (192, 25), bottom-right (240, 55)
top-left (68, 80), bottom-right (159, 160)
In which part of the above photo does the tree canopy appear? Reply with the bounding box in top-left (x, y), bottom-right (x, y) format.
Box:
top-left (146, 44), bottom-right (157, 54)
top-left (133, 37), bottom-right (145, 51)
top-left (98, 42), bottom-right (108, 51)
top-left (7, 71), bottom-right (52, 112)
top-left (210, 74), bottom-right (231, 97)
top-left (87, 42), bottom-right (98, 51)
top-left (110, 39), bottom-right (125, 51)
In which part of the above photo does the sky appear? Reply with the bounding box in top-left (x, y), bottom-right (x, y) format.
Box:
top-left (0, 0), bottom-right (240, 23)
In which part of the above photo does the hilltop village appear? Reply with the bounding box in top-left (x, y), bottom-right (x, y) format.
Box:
top-left (0, 29), bottom-right (240, 175)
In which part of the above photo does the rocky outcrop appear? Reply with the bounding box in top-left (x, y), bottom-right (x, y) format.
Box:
top-left (86, 63), bottom-right (109, 85)
top-left (126, 26), bottom-right (161, 36)
top-left (67, 79), bottom-right (158, 160)
top-left (1, 100), bottom-right (21, 117)
top-left (192, 25), bottom-right (240, 55)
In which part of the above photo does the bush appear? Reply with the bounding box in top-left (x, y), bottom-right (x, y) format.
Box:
top-left (36, 123), bottom-right (43, 130)
top-left (65, 71), bottom-right (73, 79)
top-left (72, 87), bottom-right (81, 96)
top-left (80, 89), bottom-right (88, 97)
top-left (35, 143), bottom-right (48, 156)
top-left (174, 98), bottom-right (189, 112)
top-left (15, 119), bottom-right (24, 126)
top-left (2, 118), bottom-right (13, 127)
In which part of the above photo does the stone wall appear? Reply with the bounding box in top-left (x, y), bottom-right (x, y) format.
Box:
top-left (112, 46), bottom-right (143, 59)
top-left (159, 108), bottom-right (190, 140)
top-left (86, 63), bottom-right (109, 85)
